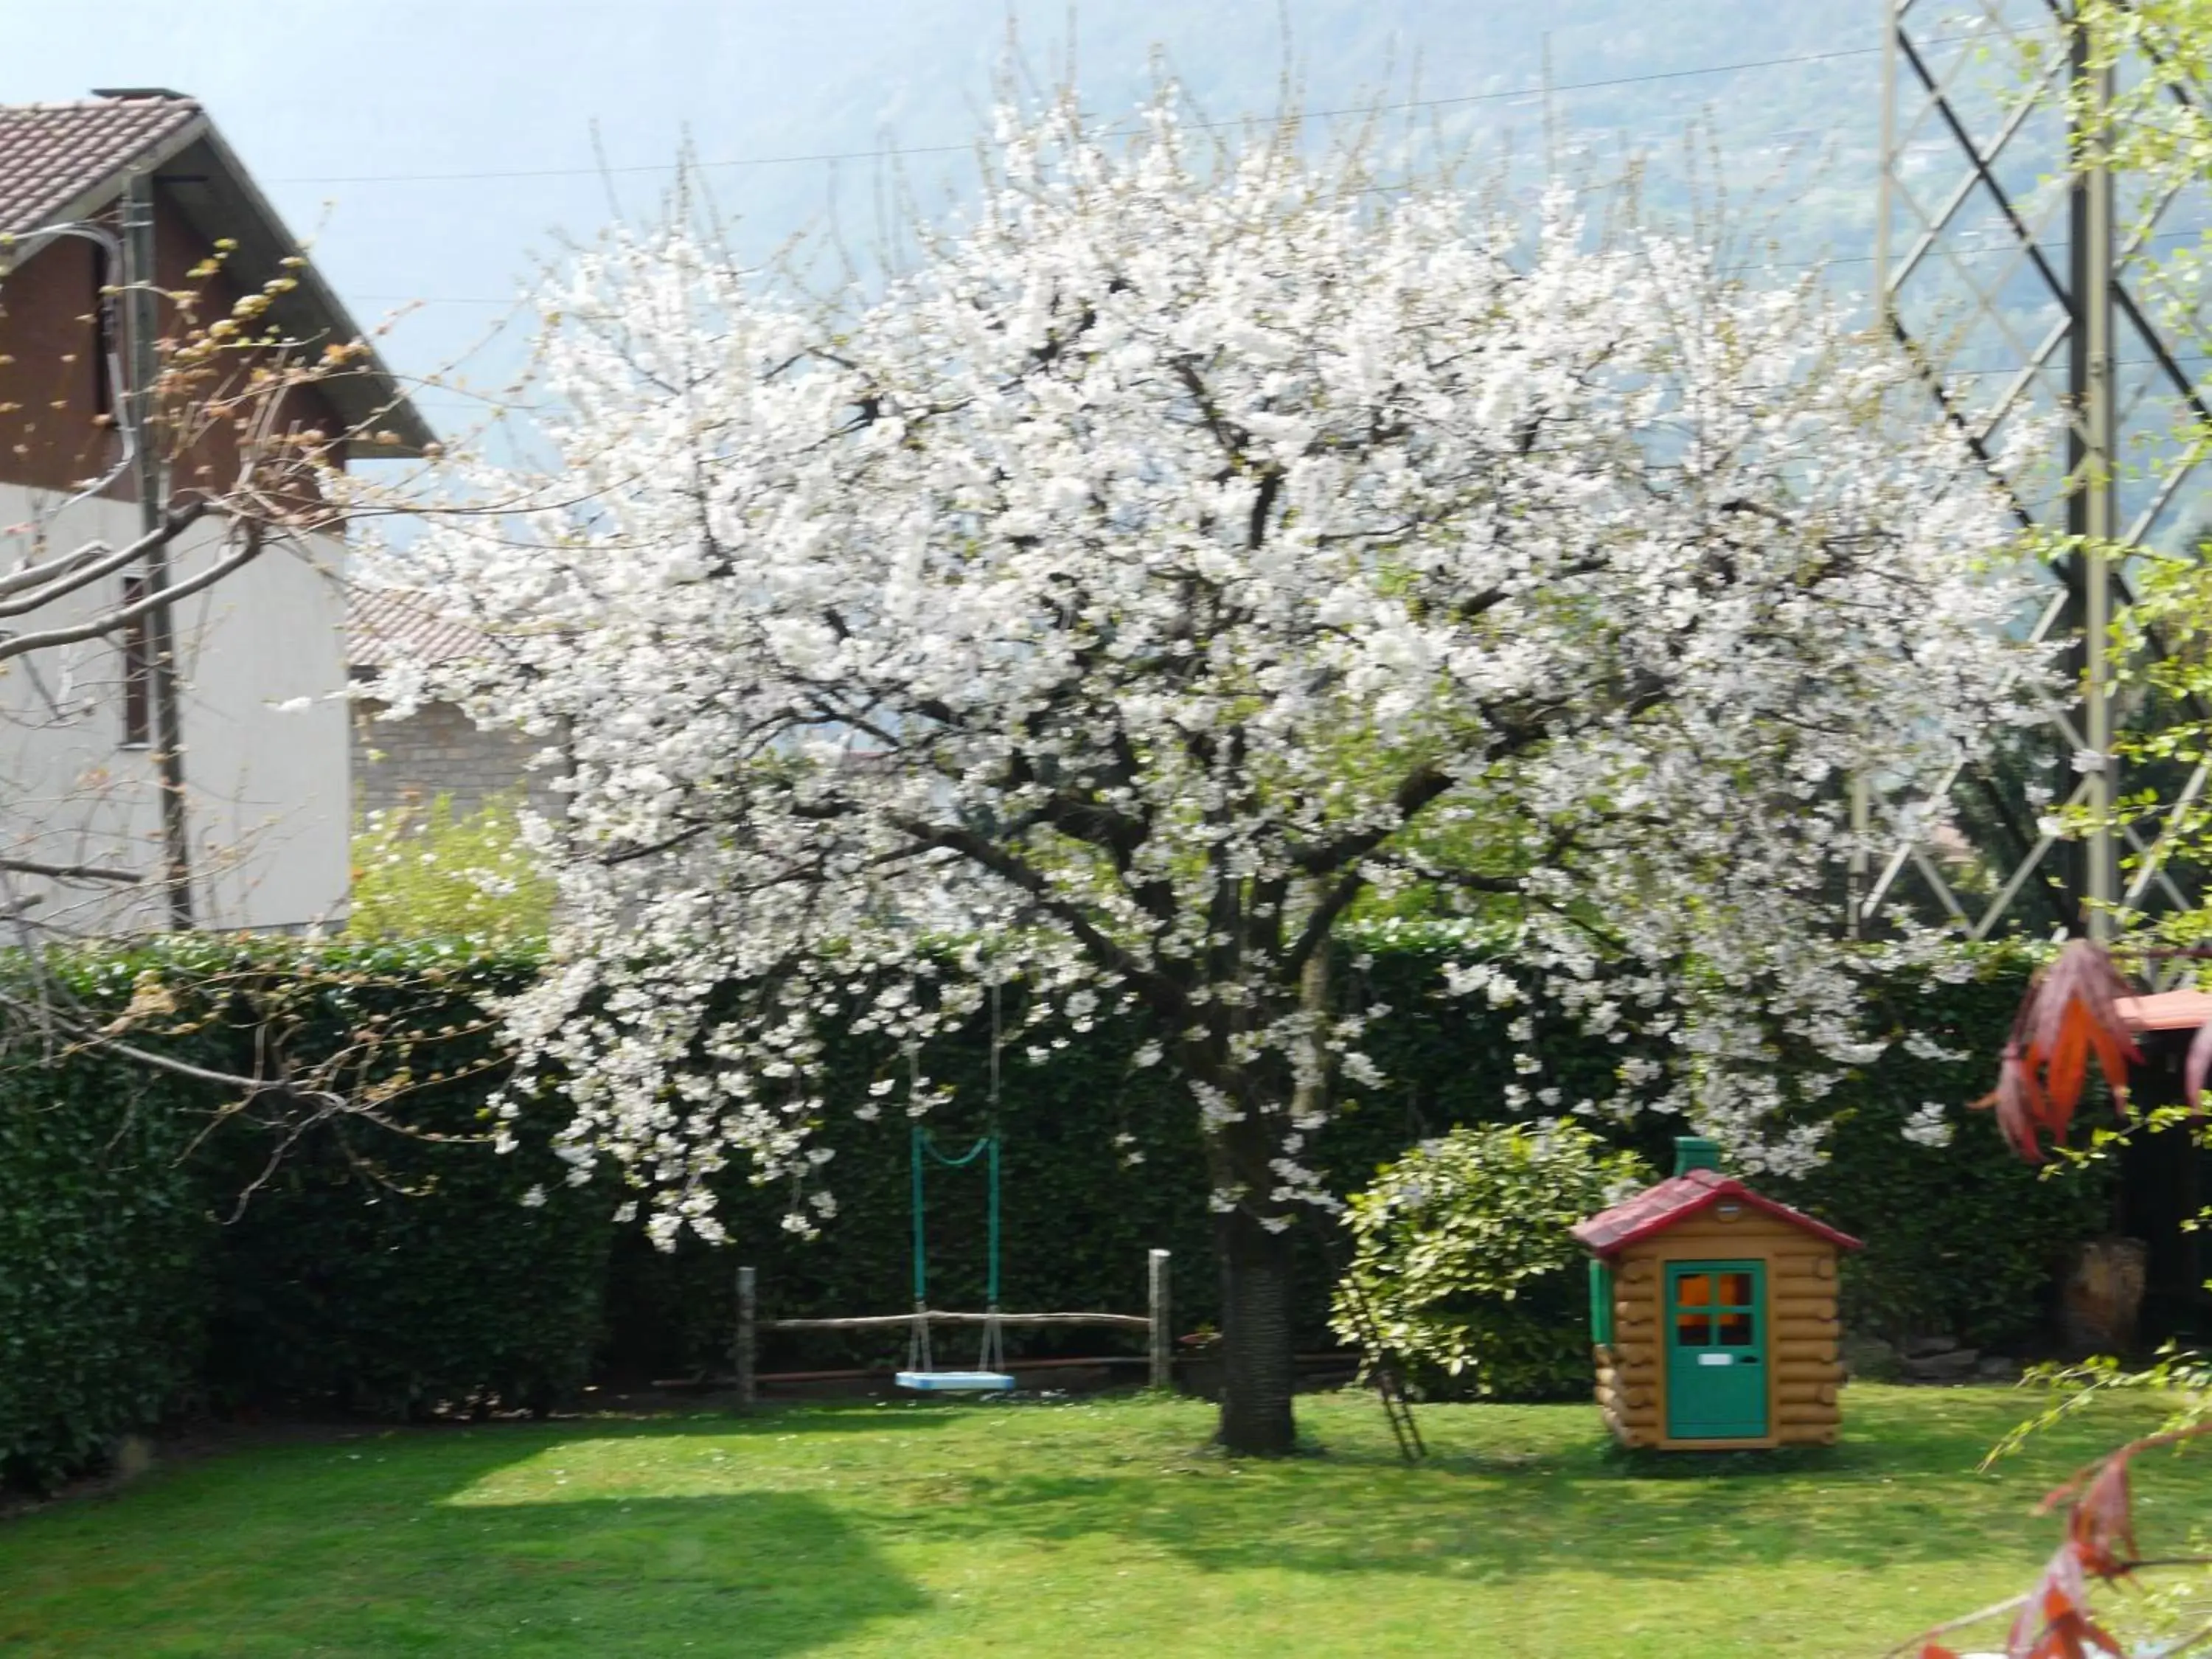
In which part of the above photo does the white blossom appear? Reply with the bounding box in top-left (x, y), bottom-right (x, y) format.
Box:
top-left (363, 91), bottom-right (2043, 1242)
top-left (1902, 1101), bottom-right (1956, 1148)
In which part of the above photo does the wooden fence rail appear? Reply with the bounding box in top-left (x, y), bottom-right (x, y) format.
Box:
top-left (736, 1251), bottom-right (1172, 1397)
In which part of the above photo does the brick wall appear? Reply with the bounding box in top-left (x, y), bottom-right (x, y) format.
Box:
top-left (352, 697), bottom-right (565, 824)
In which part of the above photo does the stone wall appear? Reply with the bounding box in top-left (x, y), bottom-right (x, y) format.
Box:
top-left (352, 698), bottom-right (564, 824)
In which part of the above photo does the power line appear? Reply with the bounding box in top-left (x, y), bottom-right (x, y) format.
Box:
top-left (269, 39), bottom-right (1911, 188)
top-left (346, 204), bottom-right (2212, 310)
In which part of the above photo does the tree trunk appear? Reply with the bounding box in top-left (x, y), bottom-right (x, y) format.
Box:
top-left (1214, 1203), bottom-right (1299, 1455)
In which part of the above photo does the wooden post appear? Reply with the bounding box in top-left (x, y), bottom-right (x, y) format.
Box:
top-left (1148, 1248), bottom-right (1172, 1391)
top-left (736, 1265), bottom-right (757, 1408)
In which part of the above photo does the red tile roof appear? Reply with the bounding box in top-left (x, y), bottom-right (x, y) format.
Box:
top-left (1572, 1166), bottom-right (1863, 1259)
top-left (349, 589), bottom-right (493, 672)
top-left (0, 93), bottom-right (434, 459)
top-left (0, 96), bottom-right (204, 238)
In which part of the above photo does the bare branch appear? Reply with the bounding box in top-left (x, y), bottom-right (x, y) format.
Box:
top-left (0, 856), bottom-right (142, 885)
top-left (0, 501), bottom-right (211, 616)
top-left (0, 518), bottom-right (269, 664)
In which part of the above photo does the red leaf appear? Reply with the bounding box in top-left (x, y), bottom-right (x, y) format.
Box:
top-left (2067, 1455), bottom-right (2139, 1581)
top-left (2008, 1540), bottom-right (2126, 1659)
top-left (2031, 942), bottom-right (2137, 1067)
top-left (2030, 942), bottom-right (2140, 1121)
top-left (1921, 1647), bottom-right (1961, 1659)
top-left (1975, 1046), bottom-right (2050, 1163)
top-left (1980, 942), bottom-right (2141, 1161)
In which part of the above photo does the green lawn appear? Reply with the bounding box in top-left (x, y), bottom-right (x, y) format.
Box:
top-left (0, 1385), bottom-right (2199, 1657)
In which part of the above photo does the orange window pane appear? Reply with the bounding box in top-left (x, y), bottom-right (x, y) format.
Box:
top-left (1677, 1275), bottom-right (1713, 1307)
top-left (1716, 1312), bottom-right (1754, 1347)
top-left (1718, 1273), bottom-right (1753, 1307)
top-left (1674, 1312), bottom-right (1711, 1347)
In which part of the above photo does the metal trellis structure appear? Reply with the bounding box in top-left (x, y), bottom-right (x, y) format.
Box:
top-left (1867, 0), bottom-right (2212, 947)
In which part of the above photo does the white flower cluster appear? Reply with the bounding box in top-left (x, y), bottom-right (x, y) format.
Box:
top-left (1901, 1102), bottom-right (1956, 1148)
top-left (363, 94), bottom-right (2044, 1242)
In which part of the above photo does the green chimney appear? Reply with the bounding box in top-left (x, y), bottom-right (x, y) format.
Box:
top-left (1673, 1135), bottom-right (1722, 1177)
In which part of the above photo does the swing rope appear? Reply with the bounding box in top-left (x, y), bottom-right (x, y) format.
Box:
top-left (902, 980), bottom-right (1007, 1381)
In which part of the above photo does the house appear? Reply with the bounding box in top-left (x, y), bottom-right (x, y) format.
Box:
top-left (0, 90), bottom-right (429, 933)
top-left (1573, 1136), bottom-right (1861, 1450)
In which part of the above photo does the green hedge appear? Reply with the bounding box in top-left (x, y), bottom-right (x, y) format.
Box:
top-left (201, 1088), bottom-right (612, 1422)
top-left (0, 942), bottom-right (608, 1488)
top-left (1787, 959), bottom-right (2115, 1348)
top-left (0, 1051), bottom-right (210, 1490)
top-left (604, 943), bottom-right (2115, 1377)
top-left (0, 936), bottom-right (2116, 1486)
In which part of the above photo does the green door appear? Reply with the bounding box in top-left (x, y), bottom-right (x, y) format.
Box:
top-left (1664, 1261), bottom-right (1768, 1440)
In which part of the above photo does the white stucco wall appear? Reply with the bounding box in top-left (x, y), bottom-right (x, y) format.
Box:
top-left (0, 482), bottom-right (349, 933)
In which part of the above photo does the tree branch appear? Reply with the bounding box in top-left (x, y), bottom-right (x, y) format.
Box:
top-left (0, 856), bottom-right (142, 885)
top-left (0, 501), bottom-right (209, 615)
top-left (886, 812), bottom-right (1184, 1018)
top-left (0, 518), bottom-right (269, 664)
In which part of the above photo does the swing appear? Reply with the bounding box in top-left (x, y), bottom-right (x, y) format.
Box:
top-left (895, 982), bottom-right (1015, 1394)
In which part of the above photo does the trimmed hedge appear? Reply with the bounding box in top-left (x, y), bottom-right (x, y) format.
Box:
top-left (0, 942), bottom-right (607, 1489)
top-left (600, 942), bottom-right (2114, 1377)
top-left (0, 936), bottom-right (2116, 1485)
top-left (0, 1051), bottom-right (209, 1489)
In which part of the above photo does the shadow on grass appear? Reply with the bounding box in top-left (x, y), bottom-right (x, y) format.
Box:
top-left (556, 1402), bottom-right (964, 1437)
top-left (341, 1489), bottom-right (928, 1657)
top-left (1, 1475), bottom-right (926, 1658)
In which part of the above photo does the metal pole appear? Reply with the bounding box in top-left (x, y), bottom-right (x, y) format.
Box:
top-left (1852, 1), bottom-right (1902, 940)
top-left (735, 1265), bottom-right (757, 1408)
top-left (1147, 1248), bottom-right (1172, 1391)
top-left (121, 170), bottom-right (192, 930)
top-left (1874, 1), bottom-right (1899, 317)
top-left (2073, 11), bottom-right (2118, 942)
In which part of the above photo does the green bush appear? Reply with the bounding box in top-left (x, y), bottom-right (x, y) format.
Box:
top-left (149, 939), bottom-right (610, 1419)
top-left (0, 1052), bottom-right (211, 1490)
top-left (0, 939), bottom-right (607, 1485)
top-left (200, 1082), bottom-right (613, 1420)
top-left (350, 793), bottom-right (553, 945)
top-left (1332, 1124), bottom-right (1653, 1401)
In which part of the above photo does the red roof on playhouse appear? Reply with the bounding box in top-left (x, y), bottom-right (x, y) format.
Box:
top-left (1572, 1164), bottom-right (1863, 1259)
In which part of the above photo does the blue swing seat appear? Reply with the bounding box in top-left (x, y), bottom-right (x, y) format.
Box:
top-left (896, 1368), bottom-right (1015, 1392)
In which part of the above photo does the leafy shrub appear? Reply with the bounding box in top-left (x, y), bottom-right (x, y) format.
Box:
top-left (120, 938), bottom-right (609, 1419)
top-left (350, 792), bottom-right (553, 944)
top-left (1332, 1124), bottom-right (1652, 1402)
top-left (1776, 951), bottom-right (2116, 1348)
top-left (0, 939), bottom-right (605, 1486)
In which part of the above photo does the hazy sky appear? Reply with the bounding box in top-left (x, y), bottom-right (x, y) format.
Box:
top-left (3, 0), bottom-right (1886, 430)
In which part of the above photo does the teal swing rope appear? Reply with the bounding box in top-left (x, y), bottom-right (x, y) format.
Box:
top-left (909, 1127), bottom-right (998, 1309)
top-left (899, 981), bottom-right (1009, 1388)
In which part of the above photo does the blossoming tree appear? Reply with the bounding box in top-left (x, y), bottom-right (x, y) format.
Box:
top-left (369, 97), bottom-right (2042, 1454)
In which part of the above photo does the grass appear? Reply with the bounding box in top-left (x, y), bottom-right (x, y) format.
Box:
top-left (0, 1385), bottom-right (2202, 1657)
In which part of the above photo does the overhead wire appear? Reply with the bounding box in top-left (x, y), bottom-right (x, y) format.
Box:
top-left (267, 37), bottom-right (1930, 188)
